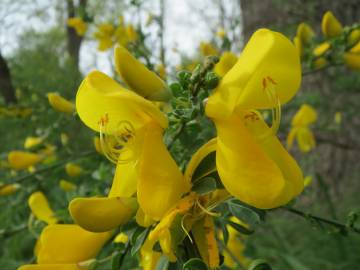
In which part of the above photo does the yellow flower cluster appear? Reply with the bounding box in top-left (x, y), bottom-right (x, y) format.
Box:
top-left (94, 17), bottom-right (138, 51)
top-left (294, 11), bottom-right (360, 70)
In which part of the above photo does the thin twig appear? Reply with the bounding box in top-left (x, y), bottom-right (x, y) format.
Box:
top-left (281, 206), bottom-right (360, 234)
top-left (167, 121), bottom-right (186, 149)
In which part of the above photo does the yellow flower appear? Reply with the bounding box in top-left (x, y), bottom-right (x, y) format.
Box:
top-left (313, 57), bottom-right (328, 69)
top-left (8, 151), bottom-right (42, 170)
top-left (28, 191), bottom-right (58, 224)
top-left (69, 48), bottom-right (189, 230)
top-left (115, 46), bottom-right (170, 101)
top-left (47, 93), bottom-right (75, 114)
top-left (293, 36), bottom-right (303, 58)
top-left (216, 28), bottom-right (226, 38)
top-left (0, 183), bottom-right (21, 196)
top-left (321, 11), bottom-right (343, 38)
top-left (344, 41), bottom-right (360, 70)
top-left (94, 23), bottom-right (116, 51)
top-left (214, 51), bottom-right (238, 77)
top-left (296, 22), bottom-right (314, 45)
top-left (65, 163), bottom-right (83, 177)
top-left (313, 42), bottom-right (331, 57)
top-left (126, 24), bottom-right (138, 42)
top-left (113, 232), bottom-right (128, 244)
top-left (287, 104), bottom-right (317, 153)
top-left (347, 29), bottom-right (360, 47)
top-left (59, 180), bottom-right (77, 192)
top-left (18, 224), bottom-right (111, 270)
top-left (200, 42), bottom-right (218, 56)
top-left (334, 111), bottom-right (342, 124)
top-left (140, 241), bottom-right (161, 270)
top-left (223, 217), bottom-right (250, 268)
top-left (205, 29), bottom-right (303, 209)
top-left (67, 17), bottom-right (87, 36)
top-left (24, 137), bottom-right (43, 149)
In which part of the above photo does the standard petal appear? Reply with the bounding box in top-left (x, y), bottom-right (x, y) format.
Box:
top-left (69, 197), bottom-right (137, 232)
top-left (321, 11), bottom-right (343, 38)
top-left (76, 71), bottom-right (168, 133)
top-left (18, 264), bottom-right (80, 270)
top-left (37, 224), bottom-right (110, 264)
top-left (206, 28), bottom-right (301, 119)
top-left (214, 112), bottom-right (288, 209)
top-left (115, 46), bottom-right (170, 101)
top-left (137, 122), bottom-right (190, 220)
top-left (291, 104), bottom-right (317, 126)
top-left (28, 192), bottom-right (58, 225)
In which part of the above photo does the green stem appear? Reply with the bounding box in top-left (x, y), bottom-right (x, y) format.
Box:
top-left (281, 206), bottom-right (360, 234)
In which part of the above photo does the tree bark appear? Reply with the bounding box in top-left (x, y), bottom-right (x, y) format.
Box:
top-left (0, 51), bottom-right (17, 105)
top-left (66, 0), bottom-right (87, 69)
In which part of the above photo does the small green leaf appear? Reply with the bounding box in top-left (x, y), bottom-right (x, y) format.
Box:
top-left (192, 151), bottom-right (216, 182)
top-left (156, 255), bottom-right (169, 270)
top-left (183, 258), bottom-right (208, 270)
top-left (131, 228), bottom-right (149, 256)
top-left (227, 220), bottom-right (254, 235)
top-left (228, 200), bottom-right (265, 226)
top-left (111, 251), bottom-right (121, 270)
top-left (192, 177), bottom-right (217, 195)
top-left (248, 259), bottom-right (272, 270)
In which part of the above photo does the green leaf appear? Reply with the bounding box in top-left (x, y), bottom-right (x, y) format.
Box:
top-left (228, 200), bottom-right (265, 226)
top-left (248, 259), bottom-right (272, 270)
top-left (111, 251), bottom-right (121, 270)
top-left (156, 255), bottom-right (170, 270)
top-left (227, 220), bottom-right (254, 235)
top-left (192, 177), bottom-right (217, 195)
top-left (131, 227), bottom-right (150, 256)
top-left (192, 151), bottom-right (216, 182)
top-left (183, 258), bottom-right (208, 270)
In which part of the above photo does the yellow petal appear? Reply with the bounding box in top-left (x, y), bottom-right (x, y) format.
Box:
top-left (109, 159), bottom-right (138, 197)
top-left (296, 127), bottom-right (316, 153)
top-left (313, 57), bottom-right (328, 69)
top-left (37, 224), bottom-right (110, 264)
top-left (126, 24), bottom-right (138, 42)
top-left (291, 104), bottom-right (317, 126)
top-left (293, 36), bottom-right (303, 58)
top-left (8, 151), bottom-right (42, 170)
top-left (0, 183), bottom-right (21, 196)
top-left (76, 71), bottom-right (168, 133)
top-left (348, 29), bottom-right (360, 47)
top-left (313, 42), bottom-right (331, 57)
top-left (18, 264), bottom-right (80, 270)
top-left (184, 138), bottom-right (217, 183)
top-left (214, 110), bottom-right (303, 209)
top-left (113, 232), bottom-right (128, 243)
top-left (344, 51), bottom-right (360, 70)
top-left (47, 93), bottom-right (75, 114)
top-left (206, 29), bottom-right (301, 119)
top-left (93, 137), bottom-right (102, 154)
top-left (334, 112), bottom-right (342, 124)
top-left (136, 208), bottom-right (156, 227)
top-left (61, 133), bottom-right (69, 146)
top-left (287, 127), bottom-right (297, 150)
top-left (200, 42), bottom-right (218, 56)
top-left (65, 163), bottom-right (83, 177)
top-left (28, 191), bottom-right (58, 225)
top-left (69, 197), bottom-right (137, 232)
top-left (137, 122), bottom-right (190, 220)
top-left (304, 175), bottom-right (313, 187)
top-left (321, 11), bottom-right (343, 38)
top-left (214, 52), bottom-right (238, 77)
top-left (140, 241), bottom-right (161, 270)
top-left (24, 137), bottom-right (43, 149)
top-left (296, 22), bottom-right (315, 44)
top-left (59, 180), bottom-right (77, 192)
top-left (67, 17), bottom-right (87, 36)
top-left (114, 46), bottom-right (170, 101)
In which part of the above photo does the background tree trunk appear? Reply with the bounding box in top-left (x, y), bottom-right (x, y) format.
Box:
top-left (66, 0), bottom-right (87, 69)
top-left (0, 51), bottom-right (17, 105)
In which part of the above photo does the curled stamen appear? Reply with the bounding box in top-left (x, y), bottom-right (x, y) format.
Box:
top-left (257, 77), bottom-right (282, 141)
top-left (181, 213), bottom-right (193, 243)
top-left (99, 116), bottom-right (136, 164)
